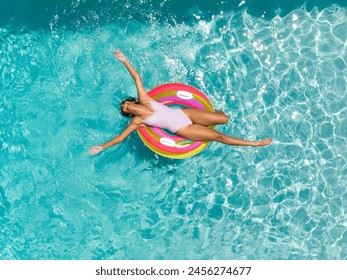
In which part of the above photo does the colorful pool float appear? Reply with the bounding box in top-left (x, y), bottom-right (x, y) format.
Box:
top-left (137, 83), bottom-right (215, 159)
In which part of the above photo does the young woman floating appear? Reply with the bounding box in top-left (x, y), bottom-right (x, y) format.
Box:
top-left (89, 51), bottom-right (272, 155)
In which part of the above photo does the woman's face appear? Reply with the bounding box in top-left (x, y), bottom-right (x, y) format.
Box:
top-left (122, 101), bottom-right (136, 115)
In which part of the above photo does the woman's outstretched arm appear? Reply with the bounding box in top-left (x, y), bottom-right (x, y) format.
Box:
top-left (114, 50), bottom-right (152, 104)
top-left (89, 116), bottom-right (143, 155)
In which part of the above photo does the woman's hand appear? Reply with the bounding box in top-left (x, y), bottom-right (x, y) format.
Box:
top-left (89, 146), bottom-right (104, 155)
top-left (114, 50), bottom-right (127, 62)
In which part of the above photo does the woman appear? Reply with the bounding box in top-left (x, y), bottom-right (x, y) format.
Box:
top-left (89, 51), bottom-right (272, 155)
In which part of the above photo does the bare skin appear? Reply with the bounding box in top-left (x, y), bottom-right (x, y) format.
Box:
top-left (89, 51), bottom-right (272, 155)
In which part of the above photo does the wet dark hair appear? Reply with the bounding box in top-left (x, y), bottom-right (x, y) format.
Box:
top-left (120, 97), bottom-right (139, 118)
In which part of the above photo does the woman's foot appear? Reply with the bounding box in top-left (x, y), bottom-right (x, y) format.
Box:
top-left (254, 138), bottom-right (272, 147)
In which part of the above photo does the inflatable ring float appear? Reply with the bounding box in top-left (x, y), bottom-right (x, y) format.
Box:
top-left (137, 83), bottom-right (215, 159)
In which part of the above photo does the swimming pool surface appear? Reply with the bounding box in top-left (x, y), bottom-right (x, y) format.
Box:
top-left (0, 0), bottom-right (346, 259)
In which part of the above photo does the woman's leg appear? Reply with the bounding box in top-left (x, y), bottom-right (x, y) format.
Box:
top-left (177, 124), bottom-right (272, 146)
top-left (182, 109), bottom-right (229, 126)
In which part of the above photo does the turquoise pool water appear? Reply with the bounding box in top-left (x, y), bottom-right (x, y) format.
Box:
top-left (1, 0), bottom-right (346, 259)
